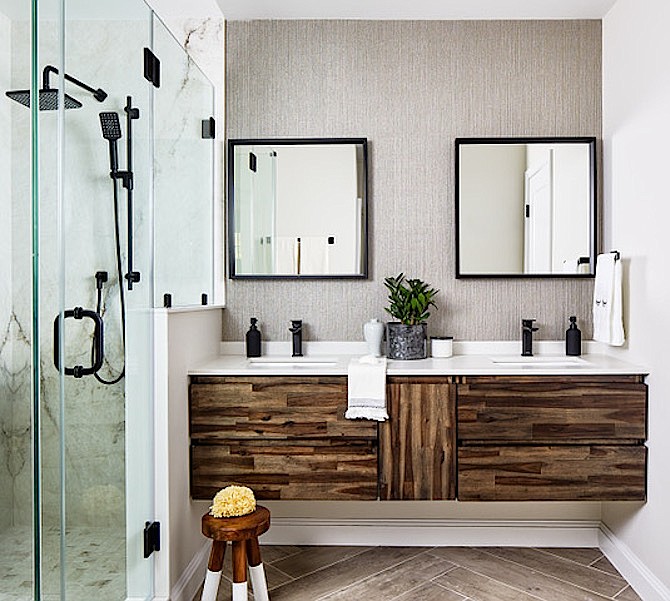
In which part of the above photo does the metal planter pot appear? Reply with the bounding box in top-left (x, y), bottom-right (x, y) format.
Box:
top-left (386, 322), bottom-right (427, 360)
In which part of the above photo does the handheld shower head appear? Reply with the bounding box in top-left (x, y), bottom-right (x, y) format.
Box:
top-left (99, 111), bottom-right (121, 141)
top-left (99, 111), bottom-right (121, 173)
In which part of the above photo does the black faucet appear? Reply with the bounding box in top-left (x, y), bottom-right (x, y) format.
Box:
top-left (521, 319), bottom-right (539, 356)
top-left (289, 320), bottom-right (303, 357)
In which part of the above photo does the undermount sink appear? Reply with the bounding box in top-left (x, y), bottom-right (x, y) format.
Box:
top-left (247, 357), bottom-right (338, 368)
top-left (489, 356), bottom-right (587, 368)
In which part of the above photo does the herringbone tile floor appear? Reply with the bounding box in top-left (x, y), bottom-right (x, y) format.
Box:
top-left (193, 545), bottom-right (641, 601)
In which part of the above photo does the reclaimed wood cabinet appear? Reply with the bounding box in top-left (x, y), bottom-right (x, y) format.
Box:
top-left (189, 372), bottom-right (648, 503)
top-left (457, 375), bottom-right (648, 501)
top-left (379, 377), bottom-right (457, 500)
top-left (189, 376), bottom-right (378, 500)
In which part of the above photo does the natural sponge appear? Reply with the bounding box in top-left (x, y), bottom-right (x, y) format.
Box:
top-left (209, 485), bottom-right (256, 518)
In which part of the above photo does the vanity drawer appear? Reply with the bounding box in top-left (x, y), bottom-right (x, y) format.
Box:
top-left (457, 376), bottom-right (647, 443)
top-left (190, 376), bottom-right (377, 442)
top-left (191, 439), bottom-right (378, 501)
top-left (458, 444), bottom-right (647, 501)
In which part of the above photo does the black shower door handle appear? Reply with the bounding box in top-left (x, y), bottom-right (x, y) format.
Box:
top-left (53, 307), bottom-right (104, 378)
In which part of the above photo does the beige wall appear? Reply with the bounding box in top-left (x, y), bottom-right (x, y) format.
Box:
top-left (459, 144), bottom-right (526, 273)
top-left (225, 20), bottom-right (601, 342)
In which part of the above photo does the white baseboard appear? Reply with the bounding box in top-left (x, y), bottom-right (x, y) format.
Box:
top-left (259, 517), bottom-right (601, 547)
top-left (167, 541), bottom-right (211, 601)
top-left (599, 525), bottom-right (670, 601)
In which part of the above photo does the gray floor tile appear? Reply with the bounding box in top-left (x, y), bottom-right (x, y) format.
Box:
top-left (482, 547), bottom-right (627, 597)
top-left (269, 547), bottom-right (425, 601)
top-left (430, 547), bottom-right (614, 601)
top-left (271, 545), bottom-right (372, 579)
top-left (615, 586), bottom-right (643, 601)
top-left (434, 566), bottom-right (541, 601)
top-left (537, 547), bottom-right (604, 566)
top-left (323, 552), bottom-right (455, 600)
top-left (259, 544), bottom-right (303, 565)
top-left (395, 581), bottom-right (468, 600)
top-left (591, 555), bottom-right (623, 577)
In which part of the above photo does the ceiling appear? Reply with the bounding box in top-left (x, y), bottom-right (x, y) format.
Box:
top-left (216, 0), bottom-right (618, 20)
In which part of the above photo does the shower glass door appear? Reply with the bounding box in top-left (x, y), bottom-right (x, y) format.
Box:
top-left (38, 0), bottom-right (155, 598)
top-left (0, 0), bottom-right (37, 599)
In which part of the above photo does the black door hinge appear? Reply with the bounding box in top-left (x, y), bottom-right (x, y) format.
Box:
top-left (144, 521), bottom-right (161, 558)
top-left (201, 117), bottom-right (216, 139)
top-left (143, 48), bottom-right (161, 88)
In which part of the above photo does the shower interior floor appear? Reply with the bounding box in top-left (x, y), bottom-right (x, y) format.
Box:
top-left (0, 525), bottom-right (125, 601)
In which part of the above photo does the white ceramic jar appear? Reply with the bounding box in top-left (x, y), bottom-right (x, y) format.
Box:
top-left (363, 318), bottom-right (384, 357)
top-left (431, 336), bottom-right (453, 358)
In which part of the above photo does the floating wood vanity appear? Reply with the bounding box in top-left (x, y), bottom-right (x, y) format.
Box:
top-left (189, 355), bottom-right (648, 503)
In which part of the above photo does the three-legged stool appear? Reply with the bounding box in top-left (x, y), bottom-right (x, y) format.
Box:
top-left (200, 506), bottom-right (271, 601)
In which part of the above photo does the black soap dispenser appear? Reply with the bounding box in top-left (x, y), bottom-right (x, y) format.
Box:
top-left (566, 316), bottom-right (582, 356)
top-left (246, 317), bottom-right (262, 358)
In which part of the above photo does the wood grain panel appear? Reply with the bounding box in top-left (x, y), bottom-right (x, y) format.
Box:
top-left (191, 439), bottom-right (378, 500)
top-left (457, 445), bottom-right (647, 501)
top-left (190, 376), bottom-right (377, 441)
top-left (458, 376), bottom-right (647, 443)
top-left (380, 380), bottom-right (456, 500)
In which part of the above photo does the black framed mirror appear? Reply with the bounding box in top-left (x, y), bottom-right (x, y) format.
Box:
top-left (228, 138), bottom-right (368, 279)
top-left (455, 137), bottom-right (597, 278)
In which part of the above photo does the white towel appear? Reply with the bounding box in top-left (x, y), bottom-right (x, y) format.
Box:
top-left (274, 237), bottom-right (298, 274)
top-left (593, 253), bottom-right (625, 346)
top-left (345, 356), bottom-right (388, 421)
top-left (299, 236), bottom-right (329, 274)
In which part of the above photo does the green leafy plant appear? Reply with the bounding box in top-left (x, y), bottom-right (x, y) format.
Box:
top-left (383, 273), bottom-right (439, 325)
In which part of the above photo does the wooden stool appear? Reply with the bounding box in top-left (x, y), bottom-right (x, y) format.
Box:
top-left (200, 506), bottom-right (271, 601)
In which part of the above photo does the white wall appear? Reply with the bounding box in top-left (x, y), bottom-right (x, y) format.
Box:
top-left (602, 0), bottom-right (670, 592)
top-left (154, 308), bottom-right (221, 600)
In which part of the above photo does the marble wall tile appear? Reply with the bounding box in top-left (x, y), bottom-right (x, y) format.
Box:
top-left (155, 15), bottom-right (224, 307)
top-left (0, 10), bottom-right (13, 531)
top-left (225, 20), bottom-right (601, 342)
top-left (153, 17), bottom-right (217, 306)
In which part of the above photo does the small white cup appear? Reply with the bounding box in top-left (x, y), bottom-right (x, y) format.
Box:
top-left (431, 336), bottom-right (453, 358)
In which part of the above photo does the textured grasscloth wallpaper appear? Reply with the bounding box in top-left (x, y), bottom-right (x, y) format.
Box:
top-left (224, 20), bottom-right (601, 342)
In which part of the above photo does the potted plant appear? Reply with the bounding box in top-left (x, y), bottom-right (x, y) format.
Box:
top-left (383, 273), bottom-right (439, 360)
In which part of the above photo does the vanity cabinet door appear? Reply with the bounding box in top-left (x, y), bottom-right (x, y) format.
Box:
top-left (379, 377), bottom-right (456, 500)
top-left (458, 375), bottom-right (647, 443)
top-left (189, 376), bottom-right (379, 501)
top-left (458, 445), bottom-right (647, 501)
top-left (456, 375), bottom-right (648, 502)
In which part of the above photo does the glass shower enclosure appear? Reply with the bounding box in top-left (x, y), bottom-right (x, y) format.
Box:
top-left (0, 0), bottom-right (215, 599)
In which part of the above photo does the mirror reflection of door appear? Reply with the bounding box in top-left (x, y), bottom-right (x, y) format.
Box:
top-left (524, 150), bottom-right (553, 273)
top-left (456, 138), bottom-right (595, 277)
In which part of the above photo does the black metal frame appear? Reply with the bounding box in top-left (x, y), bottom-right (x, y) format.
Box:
top-left (227, 137), bottom-right (369, 280)
top-left (454, 136), bottom-right (597, 279)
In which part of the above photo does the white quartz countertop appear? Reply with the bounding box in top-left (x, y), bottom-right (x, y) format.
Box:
top-left (189, 341), bottom-right (648, 377)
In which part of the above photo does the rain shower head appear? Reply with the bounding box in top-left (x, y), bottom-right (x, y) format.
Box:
top-left (4, 65), bottom-right (106, 110)
top-left (5, 88), bottom-right (82, 110)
